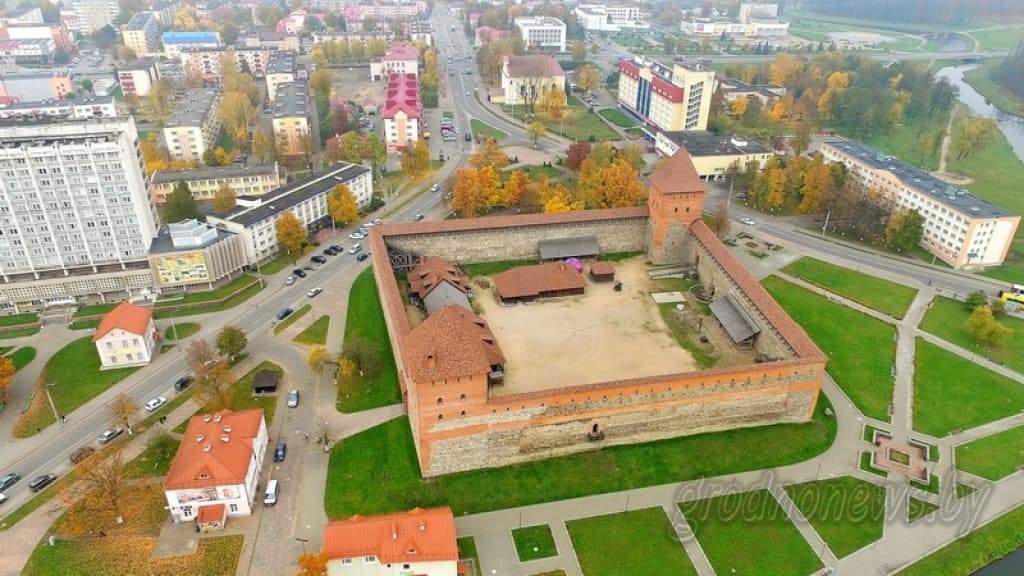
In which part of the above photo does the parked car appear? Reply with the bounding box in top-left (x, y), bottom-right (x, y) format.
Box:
top-left (292, 269), bottom-right (307, 278)
top-left (0, 473), bottom-right (20, 491)
top-left (414, 214), bottom-right (425, 221)
top-left (276, 308), bottom-right (294, 321)
top-left (306, 287), bottom-right (322, 298)
top-left (173, 376), bottom-right (194, 392)
top-left (356, 252), bottom-right (370, 262)
top-left (348, 232), bottom-right (366, 240)
top-left (97, 428), bottom-right (124, 444)
top-left (0, 493), bottom-right (7, 505)
top-left (465, 132), bottom-right (472, 141)
top-left (348, 244), bottom-right (362, 255)
top-left (70, 446), bottom-right (96, 464)
top-left (287, 389), bottom-right (299, 408)
top-left (740, 217), bottom-right (756, 226)
top-left (273, 442), bottom-right (287, 462)
top-left (329, 244), bottom-right (342, 253)
top-left (285, 275), bottom-right (296, 286)
top-left (430, 184), bottom-right (440, 193)
top-left (323, 247), bottom-right (339, 256)
top-left (28, 473), bottom-right (57, 492)
top-left (310, 255), bottom-right (327, 264)
top-left (144, 397), bottom-right (167, 412)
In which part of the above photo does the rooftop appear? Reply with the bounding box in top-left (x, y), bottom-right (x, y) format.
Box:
top-left (383, 72), bottom-right (420, 120)
top-left (409, 256), bottom-right (469, 300)
top-left (161, 31), bottom-right (220, 44)
top-left (383, 44), bottom-right (420, 62)
top-left (514, 16), bottom-right (566, 28)
top-left (492, 262), bottom-right (587, 300)
top-left (648, 148), bottom-right (706, 197)
top-left (125, 11), bottom-right (155, 31)
top-left (403, 305), bottom-right (505, 381)
top-left (215, 163), bottom-right (370, 227)
top-left (823, 139), bottom-right (1014, 219)
top-left (93, 302), bottom-right (153, 340)
top-left (167, 88), bottom-right (220, 127)
top-left (504, 55), bottom-right (564, 78)
top-left (273, 81), bottom-right (308, 117)
top-left (267, 51), bottom-right (296, 74)
top-left (717, 76), bottom-right (785, 98)
top-left (323, 507), bottom-right (458, 564)
top-left (660, 130), bottom-right (770, 157)
top-left (149, 221), bottom-right (236, 254)
top-left (164, 409), bottom-right (265, 490)
top-left (151, 163), bottom-right (278, 183)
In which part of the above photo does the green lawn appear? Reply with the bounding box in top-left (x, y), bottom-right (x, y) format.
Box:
top-left (502, 95), bottom-right (619, 141)
top-left (0, 326), bottom-right (40, 339)
top-left (597, 108), bottom-right (637, 128)
top-left (7, 347), bottom-right (36, 370)
top-left (338, 269), bottom-right (400, 412)
top-left (911, 473), bottom-right (940, 495)
top-left (0, 313), bottom-right (38, 327)
top-left (273, 303), bottom-right (311, 335)
top-left (763, 276), bottom-right (896, 421)
top-left (908, 497), bottom-right (940, 524)
top-left (681, 490), bottom-right (823, 576)
top-left (457, 537), bottom-right (481, 574)
top-left (896, 503), bottom-right (1024, 576)
top-left (920, 295), bottom-right (1024, 375)
top-left (860, 451), bottom-right (888, 477)
top-left (325, 394), bottom-right (836, 517)
top-left (568, 508), bottom-right (697, 576)
top-left (512, 525), bottom-right (558, 562)
top-left (72, 303), bottom-right (117, 318)
top-left (124, 433), bottom-right (181, 479)
top-left (260, 244), bottom-right (316, 275)
top-left (956, 483), bottom-right (977, 499)
top-left (782, 257), bottom-right (918, 318)
top-left (913, 339), bottom-right (1024, 437)
top-left (461, 259), bottom-right (538, 277)
top-left (624, 126), bottom-right (645, 138)
top-left (970, 27), bottom-right (1024, 51)
top-left (154, 275), bottom-right (259, 307)
top-left (469, 119), bottom-right (509, 142)
top-left (163, 322), bottom-right (200, 340)
top-left (784, 476), bottom-right (886, 558)
top-left (861, 110), bottom-right (944, 172)
top-left (13, 338), bottom-right (139, 438)
top-left (956, 425), bottom-right (1024, 480)
top-left (863, 424), bottom-right (887, 443)
top-left (963, 60), bottom-right (1024, 117)
top-left (293, 315), bottom-right (330, 345)
top-left (69, 319), bottom-right (100, 330)
top-left (190, 361), bottom-right (282, 425)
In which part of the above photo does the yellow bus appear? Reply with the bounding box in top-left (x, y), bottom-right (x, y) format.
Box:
top-left (999, 284), bottom-right (1024, 306)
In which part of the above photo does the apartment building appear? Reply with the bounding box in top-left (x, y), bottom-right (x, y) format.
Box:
top-left (207, 163), bottom-right (372, 264)
top-left (654, 130), bottom-right (773, 178)
top-left (162, 31), bottom-right (220, 60)
top-left (151, 0), bottom-right (182, 26)
top-left (162, 88), bottom-right (222, 162)
top-left (240, 31), bottom-right (301, 53)
top-left (0, 38), bottom-right (54, 65)
top-left (271, 82), bottom-right (310, 157)
top-left (617, 56), bottom-right (715, 132)
top-left (682, 2), bottom-right (789, 38)
top-left (821, 140), bottom-right (1020, 268)
top-left (383, 73), bottom-right (421, 153)
top-left (0, 22), bottom-right (75, 53)
top-left (72, 0), bottom-right (120, 33)
top-left (369, 44), bottom-right (419, 82)
top-left (514, 16), bottom-right (567, 52)
top-left (117, 60), bottom-right (158, 98)
top-left (0, 5), bottom-right (42, 27)
top-left (150, 163), bottom-right (283, 203)
top-left (575, 4), bottom-right (647, 32)
top-left (0, 116), bottom-right (158, 309)
top-left (0, 95), bottom-right (118, 120)
top-left (409, 20), bottom-right (432, 46)
top-left (0, 71), bottom-right (73, 101)
top-left (123, 12), bottom-right (160, 56)
top-left (265, 51), bottom-right (296, 104)
top-left (182, 46), bottom-right (274, 81)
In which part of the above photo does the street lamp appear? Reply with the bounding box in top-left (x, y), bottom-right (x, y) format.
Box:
top-left (44, 382), bottom-right (59, 423)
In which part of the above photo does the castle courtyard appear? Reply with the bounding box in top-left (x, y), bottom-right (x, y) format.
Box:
top-left (473, 257), bottom-right (698, 396)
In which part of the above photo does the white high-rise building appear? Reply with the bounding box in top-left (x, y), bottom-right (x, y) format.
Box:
top-left (72, 0), bottom-right (120, 33)
top-left (0, 116), bottom-right (157, 284)
top-left (514, 16), bottom-right (567, 52)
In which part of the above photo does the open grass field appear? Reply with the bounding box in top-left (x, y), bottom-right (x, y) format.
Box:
top-left (681, 490), bottom-right (823, 576)
top-left (784, 476), bottom-right (886, 558)
top-left (597, 108), bottom-right (637, 128)
top-left (72, 303), bottom-right (117, 317)
top-left (502, 95), bottom-right (619, 141)
top-left (163, 322), bottom-right (200, 340)
top-left (0, 326), bottom-right (40, 339)
top-left (155, 275), bottom-right (258, 307)
top-left (512, 525), bottom-right (558, 562)
top-left (470, 119), bottom-right (509, 142)
top-left (293, 315), bottom-right (330, 345)
top-left (920, 295), bottom-right (1024, 374)
top-left (154, 282), bottom-right (264, 320)
top-left (568, 508), bottom-right (697, 576)
top-left (955, 425), bottom-right (1024, 481)
top-left (13, 337), bottom-right (139, 438)
top-left (913, 338), bottom-right (1024, 437)
top-left (7, 346), bottom-right (35, 370)
top-left (0, 313), bottom-right (38, 327)
top-left (963, 61), bottom-right (1024, 117)
top-left (908, 497), bottom-right (940, 524)
top-left (124, 433), bottom-right (181, 479)
top-left (189, 361), bottom-right (281, 426)
top-left (763, 276), bottom-right (896, 421)
top-left (970, 27), bottom-right (1024, 51)
top-left (325, 394), bottom-right (836, 517)
top-left (337, 269), bottom-right (400, 412)
top-left (461, 258), bottom-right (538, 277)
top-left (782, 257), bottom-right (918, 318)
top-left (896, 502), bottom-right (1024, 576)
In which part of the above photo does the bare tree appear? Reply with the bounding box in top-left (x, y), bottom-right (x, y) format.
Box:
top-left (62, 443), bottom-right (130, 530)
top-left (188, 340), bottom-right (234, 410)
top-left (314, 420), bottom-right (337, 453)
top-left (109, 393), bottom-right (139, 435)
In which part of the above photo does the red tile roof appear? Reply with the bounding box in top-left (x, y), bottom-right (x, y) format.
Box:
top-left (323, 507), bottom-right (458, 564)
top-left (589, 261), bottom-right (615, 276)
top-left (492, 262), bottom-right (587, 300)
top-left (505, 55), bottom-right (564, 78)
top-left (93, 301), bottom-right (153, 341)
top-left (196, 503), bottom-right (226, 524)
top-left (649, 149), bottom-right (705, 197)
top-left (383, 72), bottom-right (421, 120)
top-left (163, 409), bottom-right (265, 491)
top-left (408, 256), bottom-right (469, 299)
top-left (403, 305), bottom-right (504, 381)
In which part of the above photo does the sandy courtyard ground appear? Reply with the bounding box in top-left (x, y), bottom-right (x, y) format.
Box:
top-left (473, 258), bottom-right (697, 396)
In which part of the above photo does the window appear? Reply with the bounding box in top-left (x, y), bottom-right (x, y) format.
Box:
top-left (229, 504), bottom-right (239, 513)
top-left (340, 559), bottom-right (352, 566)
top-left (364, 556), bottom-right (377, 564)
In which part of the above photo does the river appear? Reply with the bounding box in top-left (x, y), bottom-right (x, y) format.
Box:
top-left (935, 65), bottom-right (1024, 163)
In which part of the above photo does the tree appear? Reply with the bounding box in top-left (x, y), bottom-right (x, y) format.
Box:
top-left (307, 346), bottom-right (333, 375)
top-left (955, 116), bottom-right (998, 160)
top-left (965, 306), bottom-right (1011, 348)
top-left (730, 97), bottom-right (749, 117)
top-left (63, 443), bottom-right (130, 529)
top-left (276, 212), bottom-right (307, 256)
top-left (342, 338), bottom-right (381, 378)
top-left (109, 393), bottom-right (139, 435)
top-left (188, 341), bottom-right (235, 410)
top-left (965, 290), bottom-right (989, 311)
top-left (309, 69), bottom-right (333, 106)
top-left (161, 181), bottom-right (199, 223)
top-left (885, 208), bottom-right (925, 252)
top-left (707, 196), bottom-right (731, 240)
top-left (566, 141), bottom-right (592, 171)
top-left (575, 65), bottom-right (600, 95)
top-left (539, 87), bottom-right (567, 119)
top-left (502, 170), bottom-right (529, 207)
top-left (0, 356), bottom-right (14, 405)
top-left (80, 79), bottom-right (94, 94)
top-left (216, 325), bottom-right (248, 360)
top-left (313, 420), bottom-right (336, 452)
top-left (400, 140), bottom-right (431, 175)
top-left (571, 41), bottom-right (587, 62)
top-left (527, 121), bottom-right (545, 147)
top-left (253, 130), bottom-right (273, 162)
top-left (91, 25), bottom-right (117, 49)
top-left (468, 139), bottom-right (509, 170)
top-left (337, 356), bottom-right (359, 387)
top-left (212, 182), bottom-right (237, 213)
top-left (450, 168), bottom-right (488, 218)
top-left (327, 183), bottom-right (359, 225)
top-left (588, 159), bottom-right (646, 208)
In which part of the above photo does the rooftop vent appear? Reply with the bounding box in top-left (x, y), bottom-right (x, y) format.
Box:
top-left (213, 414), bottom-right (221, 423)
top-left (223, 426), bottom-right (232, 433)
top-left (203, 415), bottom-right (212, 422)
top-left (203, 443), bottom-right (212, 452)
top-left (195, 435), bottom-right (205, 443)
top-left (220, 435), bottom-right (230, 443)
top-left (970, 206), bottom-right (980, 212)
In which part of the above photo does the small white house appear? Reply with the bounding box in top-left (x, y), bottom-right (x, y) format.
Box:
top-left (323, 507), bottom-right (459, 576)
top-left (92, 302), bottom-right (157, 369)
top-left (163, 409), bottom-right (268, 524)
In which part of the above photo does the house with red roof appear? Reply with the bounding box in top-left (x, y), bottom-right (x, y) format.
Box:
top-left (323, 507), bottom-right (459, 576)
top-left (163, 409), bottom-right (269, 525)
top-left (369, 44), bottom-right (420, 82)
top-left (92, 301), bottom-right (157, 369)
top-left (382, 72), bottom-right (422, 153)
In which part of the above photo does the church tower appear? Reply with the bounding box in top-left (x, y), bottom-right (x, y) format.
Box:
top-left (646, 149), bottom-right (706, 264)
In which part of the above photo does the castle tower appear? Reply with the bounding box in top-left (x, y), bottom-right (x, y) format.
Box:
top-left (646, 149), bottom-right (706, 264)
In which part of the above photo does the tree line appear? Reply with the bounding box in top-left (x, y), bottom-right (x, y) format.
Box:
top-left (802, 0), bottom-right (1024, 25)
top-left (993, 42), bottom-right (1024, 101)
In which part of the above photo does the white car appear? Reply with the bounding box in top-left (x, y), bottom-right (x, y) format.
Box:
top-left (144, 397), bottom-right (167, 412)
top-left (307, 287), bottom-right (322, 298)
top-left (285, 275), bottom-right (295, 286)
top-left (97, 428), bottom-right (124, 444)
top-left (740, 217), bottom-right (756, 226)
top-left (348, 232), bottom-right (366, 240)
top-left (430, 184), bottom-right (440, 193)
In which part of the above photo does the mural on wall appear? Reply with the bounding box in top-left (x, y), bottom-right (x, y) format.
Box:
top-left (152, 252), bottom-right (209, 285)
top-left (176, 487), bottom-right (218, 504)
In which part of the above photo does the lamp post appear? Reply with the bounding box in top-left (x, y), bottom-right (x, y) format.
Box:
top-left (44, 382), bottom-right (59, 423)
top-left (294, 537), bottom-right (309, 553)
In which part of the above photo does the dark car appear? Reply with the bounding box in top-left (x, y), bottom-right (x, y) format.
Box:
top-left (292, 269), bottom-right (307, 278)
top-left (323, 247), bottom-right (339, 256)
top-left (28, 473), bottom-right (57, 492)
top-left (276, 308), bottom-right (294, 321)
top-left (311, 255), bottom-right (327, 264)
top-left (0, 472), bottom-right (20, 491)
top-left (173, 375), bottom-right (194, 392)
top-left (464, 132), bottom-right (472, 141)
top-left (329, 244), bottom-right (342, 253)
top-left (356, 252), bottom-right (370, 262)
top-left (273, 442), bottom-right (287, 462)
top-left (70, 446), bottom-right (96, 464)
